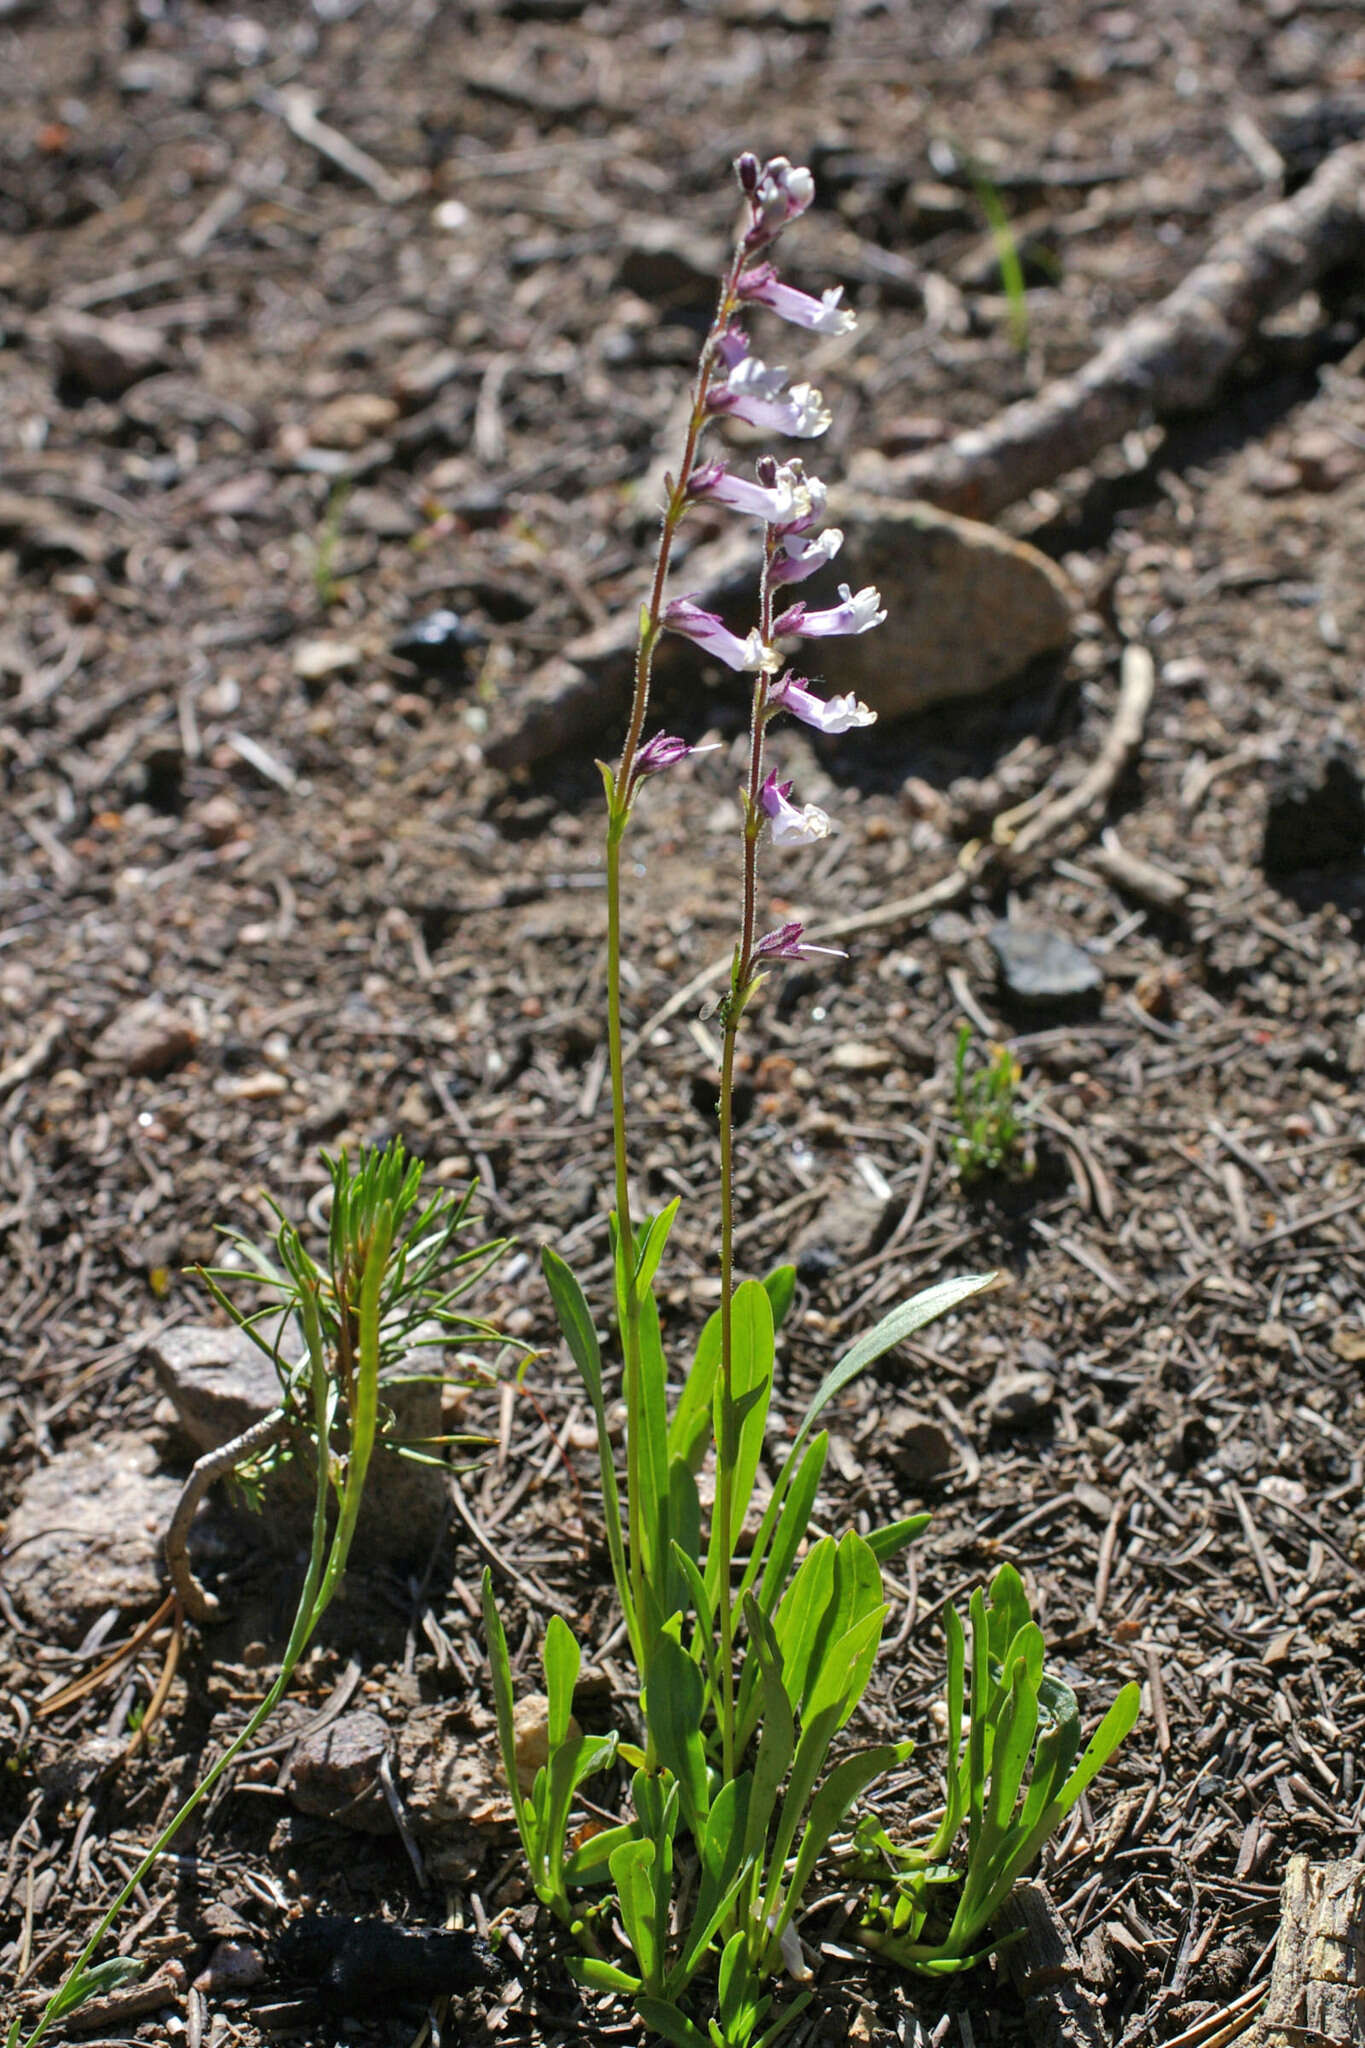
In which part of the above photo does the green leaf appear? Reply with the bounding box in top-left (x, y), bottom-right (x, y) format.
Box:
top-left (867, 1512), bottom-right (931, 1565)
top-left (716, 1930), bottom-right (762, 2047)
top-left (634, 1197), bottom-right (681, 1298)
top-left (646, 1632), bottom-right (710, 1837)
top-left (544, 1732), bottom-right (618, 1898)
top-left (762, 1263), bottom-right (797, 1333)
top-left (542, 1247), bottom-right (633, 1651)
top-left (636, 1996), bottom-right (711, 2048)
top-left (610, 1836), bottom-right (660, 1988)
top-left (481, 1570), bottom-right (535, 1857)
top-left (754, 1435), bottom-right (827, 1618)
top-left (791, 1275), bottom-right (998, 1458)
top-left (543, 1615), bottom-right (580, 1750)
top-left (742, 1600), bottom-right (796, 1864)
top-left (770, 1740), bottom-right (912, 1944)
top-left (669, 1311), bottom-right (721, 1473)
top-left (49, 1957), bottom-right (146, 2022)
top-left (670, 1774), bottom-right (756, 1990)
top-left (566, 1954), bottom-right (642, 1995)
top-left (564, 1820), bottom-right (636, 1884)
top-left (663, 1458), bottom-right (702, 1618)
top-left (704, 1281), bottom-right (774, 1606)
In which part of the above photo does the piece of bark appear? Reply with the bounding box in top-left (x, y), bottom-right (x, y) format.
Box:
top-left (999, 1880), bottom-right (1109, 2048)
top-left (860, 141), bottom-right (1365, 522)
top-left (1256, 1853), bottom-right (1365, 2047)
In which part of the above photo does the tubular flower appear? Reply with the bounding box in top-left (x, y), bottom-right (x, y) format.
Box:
top-left (774, 582), bottom-right (886, 638)
top-left (707, 354), bottom-right (832, 440)
top-left (633, 731), bottom-right (717, 777)
top-left (663, 596), bottom-right (776, 673)
top-left (738, 155), bottom-right (817, 248)
top-left (737, 262), bottom-right (856, 336)
top-left (768, 526), bottom-right (844, 585)
top-left (755, 920), bottom-right (846, 962)
top-left (769, 672), bottom-right (876, 734)
top-left (687, 459), bottom-right (826, 534)
top-left (758, 770), bottom-right (832, 846)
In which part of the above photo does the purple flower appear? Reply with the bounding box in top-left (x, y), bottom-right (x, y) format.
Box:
top-left (687, 459), bottom-right (826, 533)
top-left (769, 672), bottom-right (876, 734)
top-left (707, 354), bottom-right (831, 440)
top-left (714, 326), bottom-right (750, 372)
top-left (663, 596), bottom-right (775, 673)
top-left (755, 919), bottom-right (846, 962)
top-left (634, 730), bottom-right (718, 777)
top-left (740, 156), bottom-right (816, 249)
top-left (768, 527), bottom-right (844, 585)
top-left (737, 263), bottom-right (856, 336)
top-left (758, 770), bottom-right (831, 846)
top-left (774, 582), bottom-right (886, 638)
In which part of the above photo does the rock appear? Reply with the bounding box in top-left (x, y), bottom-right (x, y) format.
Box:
top-left (886, 1410), bottom-right (959, 1485)
top-left (390, 349), bottom-right (461, 411)
top-left (390, 610), bottom-right (486, 679)
top-left (812, 495), bottom-right (1075, 720)
top-left (988, 921), bottom-right (1103, 1007)
top-left (513, 1691), bottom-right (577, 1797)
top-left (828, 1041), bottom-right (897, 1076)
top-left (1289, 425), bottom-right (1365, 493)
top-left (344, 487), bottom-right (420, 539)
top-left (146, 1321), bottom-right (448, 1566)
top-left (1262, 744), bottom-right (1365, 874)
top-left (91, 997), bottom-right (198, 1076)
top-left (792, 1183), bottom-right (896, 1283)
top-left (984, 1363), bottom-right (1055, 1426)
top-left (398, 1703), bottom-right (513, 1880)
top-left (195, 793), bottom-right (247, 846)
top-left (117, 52), bottom-right (197, 98)
top-left (306, 393), bottom-right (399, 451)
top-left (5, 1433), bottom-right (183, 1642)
top-left (615, 220), bottom-right (724, 305)
top-left (290, 1710), bottom-right (393, 1833)
top-left (49, 308), bottom-right (168, 397)
top-left (293, 639), bottom-right (364, 682)
top-left (0, 489), bottom-right (111, 565)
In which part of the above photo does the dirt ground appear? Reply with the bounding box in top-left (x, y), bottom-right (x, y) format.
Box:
top-left (4, 1), bottom-right (1365, 2044)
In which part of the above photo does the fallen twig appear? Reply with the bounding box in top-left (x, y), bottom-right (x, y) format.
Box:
top-left (999, 643), bottom-right (1156, 857)
top-left (165, 1408), bottom-right (286, 1623)
top-left (870, 141), bottom-right (1365, 520)
top-left (257, 86), bottom-right (418, 206)
top-left (997, 1879), bottom-right (1108, 2048)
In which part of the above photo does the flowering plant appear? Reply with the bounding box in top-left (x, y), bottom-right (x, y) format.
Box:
top-left (482, 154), bottom-right (1007, 2046)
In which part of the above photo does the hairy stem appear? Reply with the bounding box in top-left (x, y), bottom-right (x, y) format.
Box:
top-left (715, 524), bottom-right (778, 1779)
top-left (605, 234), bottom-right (749, 1670)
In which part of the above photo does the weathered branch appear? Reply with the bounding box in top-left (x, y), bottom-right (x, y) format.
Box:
top-left (872, 141), bottom-right (1365, 521)
top-left (165, 1408), bottom-right (286, 1623)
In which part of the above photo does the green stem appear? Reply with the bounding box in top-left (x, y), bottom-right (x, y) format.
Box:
top-left (604, 236), bottom-right (750, 1678)
top-left (715, 527), bottom-right (778, 1784)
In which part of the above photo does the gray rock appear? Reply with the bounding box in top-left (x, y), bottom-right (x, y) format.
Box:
top-left (5, 1433), bottom-right (181, 1643)
top-left (988, 922), bottom-right (1102, 1006)
top-left (984, 1364), bottom-right (1056, 1427)
top-left (290, 1710), bottom-right (393, 1834)
top-left (814, 496), bottom-right (1076, 721)
top-left (886, 1410), bottom-right (959, 1485)
top-left (91, 997), bottom-right (198, 1076)
top-left (147, 1320), bottom-right (448, 1564)
top-left (49, 309), bottom-right (168, 398)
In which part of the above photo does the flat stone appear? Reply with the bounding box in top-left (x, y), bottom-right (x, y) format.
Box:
top-left (290, 1709), bottom-right (393, 1834)
top-left (307, 393), bottom-right (399, 451)
top-left (146, 1320), bottom-right (448, 1566)
top-left (49, 308), bottom-right (168, 397)
top-left (812, 495), bottom-right (1076, 720)
top-left (988, 921), bottom-right (1103, 1006)
top-left (91, 997), bottom-right (198, 1076)
top-left (1262, 744), bottom-right (1365, 874)
top-left (886, 1410), bottom-right (959, 1485)
top-left (792, 1184), bottom-right (896, 1284)
top-left (983, 1364), bottom-right (1056, 1427)
top-left (615, 220), bottom-right (724, 305)
top-left (6, 1433), bottom-right (180, 1643)
top-left (293, 639), bottom-right (364, 682)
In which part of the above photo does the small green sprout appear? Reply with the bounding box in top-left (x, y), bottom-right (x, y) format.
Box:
top-left (951, 1025), bottom-right (1032, 1185)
